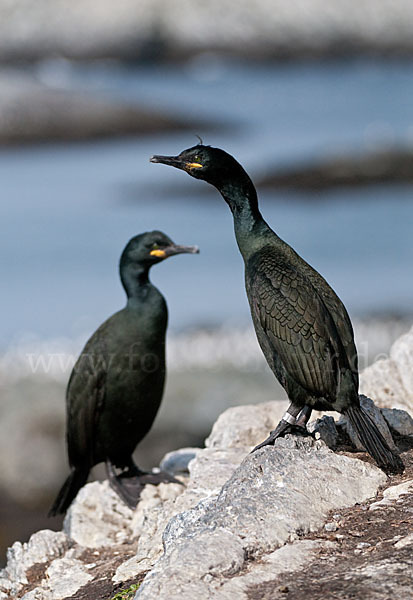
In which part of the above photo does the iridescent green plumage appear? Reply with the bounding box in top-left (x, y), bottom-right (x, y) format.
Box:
top-left (151, 145), bottom-right (403, 474)
top-left (49, 231), bottom-right (198, 515)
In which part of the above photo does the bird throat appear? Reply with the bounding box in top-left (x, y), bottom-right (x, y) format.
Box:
top-left (218, 180), bottom-right (267, 259)
top-left (121, 265), bottom-right (151, 303)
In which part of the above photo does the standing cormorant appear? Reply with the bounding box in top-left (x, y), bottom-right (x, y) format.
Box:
top-left (151, 146), bottom-right (403, 474)
top-left (49, 231), bottom-right (199, 516)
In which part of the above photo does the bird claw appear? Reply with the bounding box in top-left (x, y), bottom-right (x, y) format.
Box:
top-left (287, 424), bottom-right (312, 438)
top-left (252, 424), bottom-right (311, 453)
top-left (137, 470), bottom-right (183, 486)
top-left (252, 431), bottom-right (278, 452)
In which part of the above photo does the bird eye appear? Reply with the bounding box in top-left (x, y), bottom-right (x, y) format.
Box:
top-left (152, 243), bottom-right (159, 250)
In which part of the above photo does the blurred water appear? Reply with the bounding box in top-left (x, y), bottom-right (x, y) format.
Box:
top-left (1, 58), bottom-right (413, 349)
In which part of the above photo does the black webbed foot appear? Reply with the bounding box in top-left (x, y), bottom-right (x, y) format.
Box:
top-left (106, 460), bottom-right (182, 509)
top-left (252, 423), bottom-right (312, 453)
top-left (287, 424), bottom-right (313, 438)
top-left (135, 470), bottom-right (183, 487)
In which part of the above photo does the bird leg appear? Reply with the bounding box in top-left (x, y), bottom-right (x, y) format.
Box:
top-left (295, 405), bottom-right (313, 430)
top-left (134, 469), bottom-right (183, 487)
top-left (106, 459), bottom-right (143, 508)
top-left (252, 402), bottom-right (305, 452)
top-left (106, 458), bottom-right (182, 509)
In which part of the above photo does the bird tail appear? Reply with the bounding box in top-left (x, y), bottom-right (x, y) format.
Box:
top-left (344, 405), bottom-right (404, 474)
top-left (48, 467), bottom-right (89, 517)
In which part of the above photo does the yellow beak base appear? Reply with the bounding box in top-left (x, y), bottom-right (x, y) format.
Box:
top-left (150, 249), bottom-right (166, 258)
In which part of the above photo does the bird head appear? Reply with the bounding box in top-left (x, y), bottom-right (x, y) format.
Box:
top-left (150, 144), bottom-right (246, 189)
top-left (120, 231), bottom-right (199, 272)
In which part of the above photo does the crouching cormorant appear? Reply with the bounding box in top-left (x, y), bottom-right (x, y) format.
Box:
top-left (151, 145), bottom-right (404, 474)
top-left (49, 231), bottom-right (199, 516)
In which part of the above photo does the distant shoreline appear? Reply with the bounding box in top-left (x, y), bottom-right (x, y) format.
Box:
top-left (3, 1), bottom-right (413, 64)
top-left (257, 148), bottom-right (413, 191)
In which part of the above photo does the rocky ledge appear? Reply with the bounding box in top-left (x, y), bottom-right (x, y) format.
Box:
top-left (1, 328), bottom-right (413, 600)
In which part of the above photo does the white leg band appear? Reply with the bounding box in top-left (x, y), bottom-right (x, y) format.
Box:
top-left (282, 411), bottom-right (296, 425)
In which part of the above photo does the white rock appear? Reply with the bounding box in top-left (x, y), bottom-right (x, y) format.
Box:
top-left (394, 533), bottom-right (413, 549)
top-left (47, 556), bottom-right (93, 596)
top-left (1, 530), bottom-right (69, 597)
top-left (217, 540), bottom-right (336, 599)
top-left (390, 327), bottom-right (413, 398)
top-left (369, 479), bottom-right (413, 510)
top-left (377, 479), bottom-right (413, 501)
top-left (128, 446), bottom-right (246, 577)
top-left (360, 325), bottom-right (413, 413)
top-left (188, 447), bottom-right (247, 492)
top-left (360, 358), bottom-right (409, 411)
top-left (137, 529), bottom-right (245, 600)
top-left (22, 589), bottom-right (49, 600)
top-left (205, 401), bottom-right (288, 449)
top-left (113, 554), bottom-right (149, 585)
top-left (136, 436), bottom-right (386, 599)
top-left (64, 480), bottom-right (133, 547)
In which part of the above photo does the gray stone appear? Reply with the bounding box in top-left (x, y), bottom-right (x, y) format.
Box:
top-left (217, 540), bottom-right (336, 599)
top-left (22, 556), bottom-right (93, 600)
top-left (137, 529), bottom-right (245, 600)
top-left (324, 522), bottom-right (338, 532)
top-left (394, 533), bottom-right (413, 549)
top-left (0, 530), bottom-right (69, 598)
top-left (113, 553), bottom-right (152, 585)
top-left (188, 447), bottom-right (247, 492)
top-left (340, 558), bottom-right (413, 598)
top-left (369, 479), bottom-right (413, 511)
top-left (337, 394), bottom-right (398, 452)
top-left (390, 327), bottom-right (413, 398)
top-left (381, 408), bottom-right (413, 436)
top-left (359, 325), bottom-right (413, 414)
top-left (159, 447), bottom-right (200, 475)
top-left (205, 401), bottom-right (288, 449)
top-left (136, 436), bottom-right (385, 599)
top-left (21, 589), bottom-right (48, 600)
top-left (360, 358), bottom-right (410, 411)
top-left (198, 437), bottom-right (385, 554)
top-left (127, 447), bottom-right (246, 577)
top-left (64, 480), bottom-right (134, 547)
top-left (308, 416), bottom-right (338, 449)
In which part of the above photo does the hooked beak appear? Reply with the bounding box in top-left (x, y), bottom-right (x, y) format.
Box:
top-left (150, 155), bottom-right (203, 172)
top-left (150, 154), bottom-right (184, 169)
top-left (150, 244), bottom-right (200, 259)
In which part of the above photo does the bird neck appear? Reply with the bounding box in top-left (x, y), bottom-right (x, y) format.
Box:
top-left (218, 179), bottom-right (271, 260)
top-left (121, 265), bottom-right (152, 304)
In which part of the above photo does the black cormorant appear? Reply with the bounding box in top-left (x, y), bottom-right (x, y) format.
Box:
top-left (49, 231), bottom-right (199, 515)
top-left (150, 146), bottom-right (403, 474)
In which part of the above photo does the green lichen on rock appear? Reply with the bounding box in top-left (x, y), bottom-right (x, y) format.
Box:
top-left (111, 583), bottom-right (140, 600)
